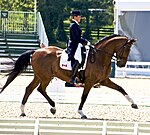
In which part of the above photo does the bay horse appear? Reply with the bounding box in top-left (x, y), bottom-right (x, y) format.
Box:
top-left (0, 34), bottom-right (137, 119)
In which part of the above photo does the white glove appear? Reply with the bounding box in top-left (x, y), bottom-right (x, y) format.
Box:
top-left (87, 41), bottom-right (91, 45)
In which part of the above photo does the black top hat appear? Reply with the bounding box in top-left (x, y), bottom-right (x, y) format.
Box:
top-left (71, 10), bottom-right (81, 16)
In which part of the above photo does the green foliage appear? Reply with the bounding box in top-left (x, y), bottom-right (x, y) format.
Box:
top-left (0, 0), bottom-right (114, 45)
top-left (38, 0), bottom-right (69, 43)
top-left (4, 12), bottom-right (35, 33)
top-left (0, 0), bottom-right (34, 11)
top-left (56, 16), bottom-right (68, 42)
top-left (37, 0), bottom-right (114, 44)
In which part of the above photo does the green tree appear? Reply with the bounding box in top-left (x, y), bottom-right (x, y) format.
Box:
top-left (56, 15), bottom-right (68, 42)
top-left (64, 0), bottom-right (114, 41)
top-left (67, 0), bottom-right (92, 41)
top-left (0, 0), bottom-right (34, 11)
top-left (89, 0), bottom-right (114, 27)
top-left (0, 0), bottom-right (114, 45)
top-left (38, 0), bottom-right (70, 44)
top-left (55, 1), bottom-right (69, 42)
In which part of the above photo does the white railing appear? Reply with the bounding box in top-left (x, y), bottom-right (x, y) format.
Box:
top-left (0, 11), bottom-right (49, 46)
top-left (116, 61), bottom-right (150, 78)
top-left (0, 11), bottom-right (36, 33)
top-left (37, 12), bottom-right (49, 47)
top-left (0, 118), bottom-right (37, 135)
top-left (0, 118), bottom-right (150, 135)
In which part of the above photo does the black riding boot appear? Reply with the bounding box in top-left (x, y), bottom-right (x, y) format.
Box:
top-left (70, 60), bottom-right (80, 84)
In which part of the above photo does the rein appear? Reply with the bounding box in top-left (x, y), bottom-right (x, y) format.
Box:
top-left (96, 48), bottom-right (117, 61)
top-left (90, 47), bottom-right (117, 63)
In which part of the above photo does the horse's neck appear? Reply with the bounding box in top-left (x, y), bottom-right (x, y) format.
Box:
top-left (99, 50), bottom-right (113, 66)
top-left (98, 42), bottom-right (115, 57)
top-left (94, 42), bottom-right (116, 67)
top-left (89, 46), bottom-right (112, 68)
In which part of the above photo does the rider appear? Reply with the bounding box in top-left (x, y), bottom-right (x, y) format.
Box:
top-left (67, 10), bottom-right (89, 84)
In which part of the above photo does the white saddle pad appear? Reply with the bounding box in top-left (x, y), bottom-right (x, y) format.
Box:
top-left (60, 45), bottom-right (90, 71)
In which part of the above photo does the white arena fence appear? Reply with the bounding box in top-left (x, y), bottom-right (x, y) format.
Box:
top-left (116, 61), bottom-right (150, 78)
top-left (0, 118), bottom-right (150, 135)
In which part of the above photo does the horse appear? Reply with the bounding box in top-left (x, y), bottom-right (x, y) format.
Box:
top-left (0, 34), bottom-right (137, 119)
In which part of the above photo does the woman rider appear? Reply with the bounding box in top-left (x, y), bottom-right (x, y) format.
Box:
top-left (66, 10), bottom-right (89, 85)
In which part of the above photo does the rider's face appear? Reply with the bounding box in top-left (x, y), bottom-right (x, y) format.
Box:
top-left (74, 15), bottom-right (81, 23)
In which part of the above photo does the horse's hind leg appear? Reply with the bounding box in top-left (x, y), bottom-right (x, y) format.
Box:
top-left (101, 78), bottom-right (138, 109)
top-left (20, 75), bottom-right (40, 116)
top-left (37, 80), bottom-right (56, 115)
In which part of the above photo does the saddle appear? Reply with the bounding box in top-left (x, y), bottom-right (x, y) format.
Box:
top-left (60, 45), bottom-right (90, 71)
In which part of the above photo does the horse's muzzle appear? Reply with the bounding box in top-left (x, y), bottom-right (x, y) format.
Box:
top-left (116, 59), bottom-right (126, 67)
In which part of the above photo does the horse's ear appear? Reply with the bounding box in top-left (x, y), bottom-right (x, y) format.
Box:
top-left (128, 39), bottom-right (137, 45)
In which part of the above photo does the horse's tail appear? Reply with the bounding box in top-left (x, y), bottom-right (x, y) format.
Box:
top-left (0, 50), bottom-right (35, 93)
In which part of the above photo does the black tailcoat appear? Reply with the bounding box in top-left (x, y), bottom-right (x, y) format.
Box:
top-left (67, 20), bottom-right (87, 61)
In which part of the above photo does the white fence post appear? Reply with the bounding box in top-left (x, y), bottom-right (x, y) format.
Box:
top-left (102, 121), bottom-right (107, 135)
top-left (34, 119), bottom-right (40, 135)
top-left (134, 122), bottom-right (139, 135)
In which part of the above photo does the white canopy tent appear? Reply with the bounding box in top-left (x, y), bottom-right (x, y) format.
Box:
top-left (114, 0), bottom-right (150, 61)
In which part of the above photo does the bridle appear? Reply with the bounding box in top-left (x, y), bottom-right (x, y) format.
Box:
top-left (90, 40), bottom-right (132, 63)
top-left (115, 40), bottom-right (132, 62)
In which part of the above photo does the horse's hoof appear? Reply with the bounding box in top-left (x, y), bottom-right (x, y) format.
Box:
top-left (81, 115), bottom-right (87, 119)
top-left (131, 104), bottom-right (138, 109)
top-left (20, 113), bottom-right (26, 117)
top-left (50, 107), bottom-right (56, 115)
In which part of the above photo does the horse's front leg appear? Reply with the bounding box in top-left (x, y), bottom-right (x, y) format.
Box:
top-left (78, 82), bottom-right (93, 119)
top-left (101, 78), bottom-right (138, 109)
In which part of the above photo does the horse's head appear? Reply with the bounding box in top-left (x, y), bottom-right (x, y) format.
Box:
top-left (94, 35), bottom-right (136, 68)
top-left (115, 38), bottom-right (136, 67)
